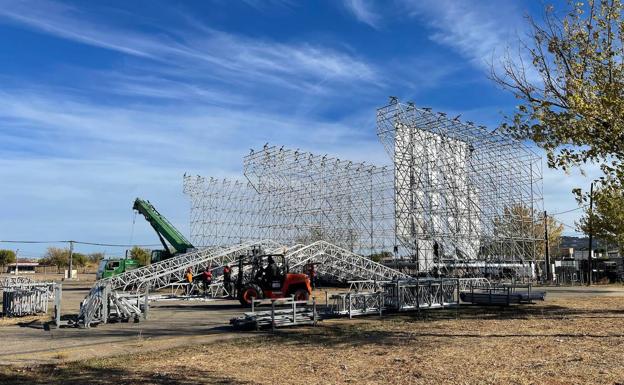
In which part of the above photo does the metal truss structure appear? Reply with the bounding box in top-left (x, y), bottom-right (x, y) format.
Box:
top-left (328, 278), bottom-right (460, 317)
top-left (376, 100), bottom-right (543, 275)
top-left (183, 100), bottom-right (543, 279)
top-left (78, 240), bottom-right (283, 326)
top-left (285, 240), bottom-right (409, 281)
top-left (184, 145), bottom-right (395, 256)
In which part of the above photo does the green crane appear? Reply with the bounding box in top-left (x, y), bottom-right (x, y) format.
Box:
top-left (133, 198), bottom-right (194, 262)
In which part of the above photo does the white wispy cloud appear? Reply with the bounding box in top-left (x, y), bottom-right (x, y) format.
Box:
top-left (399, 0), bottom-right (528, 73)
top-left (0, 0), bottom-right (378, 92)
top-left (0, 83), bottom-right (390, 254)
top-left (343, 0), bottom-right (381, 28)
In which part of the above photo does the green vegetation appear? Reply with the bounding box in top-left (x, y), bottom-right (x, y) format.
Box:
top-left (366, 251), bottom-right (393, 263)
top-left (40, 247), bottom-right (69, 271)
top-left (578, 183), bottom-right (624, 252)
top-left (493, 205), bottom-right (564, 258)
top-left (492, 0), bottom-right (624, 245)
top-left (129, 246), bottom-right (151, 266)
top-left (0, 249), bottom-right (16, 269)
top-left (492, 0), bottom-right (624, 195)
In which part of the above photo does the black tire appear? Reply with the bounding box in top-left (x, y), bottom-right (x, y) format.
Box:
top-left (291, 288), bottom-right (309, 302)
top-left (238, 284), bottom-right (263, 306)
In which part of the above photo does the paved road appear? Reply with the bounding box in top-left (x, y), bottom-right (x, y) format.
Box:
top-left (0, 277), bottom-right (253, 365)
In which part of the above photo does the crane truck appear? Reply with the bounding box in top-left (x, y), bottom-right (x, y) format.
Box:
top-left (132, 197), bottom-right (194, 262)
top-left (96, 198), bottom-right (193, 279)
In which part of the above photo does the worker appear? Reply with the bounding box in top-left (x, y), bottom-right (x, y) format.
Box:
top-left (185, 267), bottom-right (193, 296)
top-left (267, 256), bottom-right (279, 278)
top-left (307, 263), bottom-right (318, 289)
top-left (201, 267), bottom-right (213, 297)
top-left (223, 264), bottom-right (233, 297)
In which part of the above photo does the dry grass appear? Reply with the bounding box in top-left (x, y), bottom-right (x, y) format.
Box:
top-left (2, 296), bottom-right (624, 384)
top-left (0, 314), bottom-right (48, 326)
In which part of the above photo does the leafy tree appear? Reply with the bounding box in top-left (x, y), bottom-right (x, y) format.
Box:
top-left (87, 252), bottom-right (105, 265)
top-left (493, 205), bottom-right (564, 259)
top-left (72, 253), bottom-right (88, 268)
top-left (42, 247), bottom-right (69, 272)
top-left (577, 182), bottom-right (624, 252)
top-left (366, 251), bottom-right (393, 263)
top-left (129, 246), bottom-right (151, 266)
top-left (0, 249), bottom-right (16, 269)
top-left (492, 1), bottom-right (624, 193)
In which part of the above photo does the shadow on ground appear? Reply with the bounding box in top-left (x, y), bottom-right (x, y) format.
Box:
top-left (252, 302), bottom-right (624, 350)
top-left (0, 363), bottom-right (253, 385)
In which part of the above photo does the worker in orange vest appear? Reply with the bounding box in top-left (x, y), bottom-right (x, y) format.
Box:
top-left (185, 268), bottom-right (193, 296)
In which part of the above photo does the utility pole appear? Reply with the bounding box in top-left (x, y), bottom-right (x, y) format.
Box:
top-left (68, 240), bottom-right (74, 280)
top-left (587, 182), bottom-right (594, 286)
top-left (14, 249), bottom-right (19, 275)
top-left (544, 211), bottom-right (551, 282)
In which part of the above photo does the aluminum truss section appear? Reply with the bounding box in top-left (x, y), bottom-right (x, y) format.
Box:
top-left (78, 240), bottom-right (283, 326)
top-left (376, 100), bottom-right (543, 276)
top-left (327, 278), bottom-right (460, 317)
top-left (107, 240), bottom-right (281, 292)
top-left (285, 240), bottom-right (410, 282)
top-left (382, 279), bottom-right (459, 310)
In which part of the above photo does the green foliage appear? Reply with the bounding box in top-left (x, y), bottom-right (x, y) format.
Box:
top-left (492, 0), bottom-right (624, 193)
top-left (41, 247), bottom-right (69, 270)
top-left (493, 205), bottom-right (564, 258)
top-left (87, 252), bottom-right (105, 265)
top-left (366, 251), bottom-right (393, 263)
top-left (72, 253), bottom-right (88, 268)
top-left (577, 183), bottom-right (624, 252)
top-left (129, 246), bottom-right (151, 265)
top-left (0, 249), bottom-right (16, 267)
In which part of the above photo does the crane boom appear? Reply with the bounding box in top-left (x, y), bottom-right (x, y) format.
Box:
top-left (132, 198), bottom-right (193, 259)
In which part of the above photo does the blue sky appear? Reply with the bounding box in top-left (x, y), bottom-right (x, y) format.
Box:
top-left (0, 0), bottom-right (597, 258)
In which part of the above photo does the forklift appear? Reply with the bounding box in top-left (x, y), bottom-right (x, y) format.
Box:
top-left (235, 250), bottom-right (312, 306)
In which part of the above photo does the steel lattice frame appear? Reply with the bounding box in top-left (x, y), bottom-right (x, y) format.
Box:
top-left (376, 101), bottom-right (543, 274)
top-left (183, 145), bottom-right (395, 256)
top-left (183, 100), bottom-right (543, 278)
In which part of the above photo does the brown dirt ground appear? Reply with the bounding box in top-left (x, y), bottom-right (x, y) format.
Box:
top-left (1, 295), bottom-right (624, 385)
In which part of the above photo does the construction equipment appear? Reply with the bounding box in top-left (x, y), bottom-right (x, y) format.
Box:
top-left (133, 198), bottom-right (194, 262)
top-left (96, 258), bottom-right (141, 280)
top-left (235, 251), bottom-right (312, 306)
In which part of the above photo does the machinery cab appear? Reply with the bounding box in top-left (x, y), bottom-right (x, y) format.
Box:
top-left (235, 250), bottom-right (312, 306)
top-left (150, 249), bottom-right (172, 264)
top-left (96, 258), bottom-right (141, 279)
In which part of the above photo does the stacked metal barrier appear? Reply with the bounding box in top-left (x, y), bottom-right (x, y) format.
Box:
top-left (2, 287), bottom-right (50, 316)
top-left (230, 297), bottom-right (318, 330)
top-left (1, 277), bottom-right (55, 317)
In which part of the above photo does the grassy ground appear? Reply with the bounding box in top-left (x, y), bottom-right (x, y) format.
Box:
top-left (1, 296), bottom-right (624, 385)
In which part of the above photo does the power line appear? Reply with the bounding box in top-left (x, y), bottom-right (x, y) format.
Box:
top-left (0, 240), bottom-right (161, 247)
top-left (549, 205), bottom-right (588, 216)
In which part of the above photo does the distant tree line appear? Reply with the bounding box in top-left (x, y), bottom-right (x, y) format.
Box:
top-left (37, 247), bottom-right (106, 272)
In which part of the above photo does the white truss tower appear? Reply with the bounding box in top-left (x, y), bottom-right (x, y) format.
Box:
top-left (376, 100), bottom-right (543, 274)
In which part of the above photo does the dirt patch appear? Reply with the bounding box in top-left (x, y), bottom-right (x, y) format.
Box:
top-left (2, 295), bottom-right (624, 384)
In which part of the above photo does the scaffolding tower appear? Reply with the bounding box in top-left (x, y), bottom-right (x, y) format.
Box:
top-left (183, 99), bottom-right (543, 278)
top-left (183, 145), bottom-right (395, 256)
top-left (376, 100), bottom-right (543, 276)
